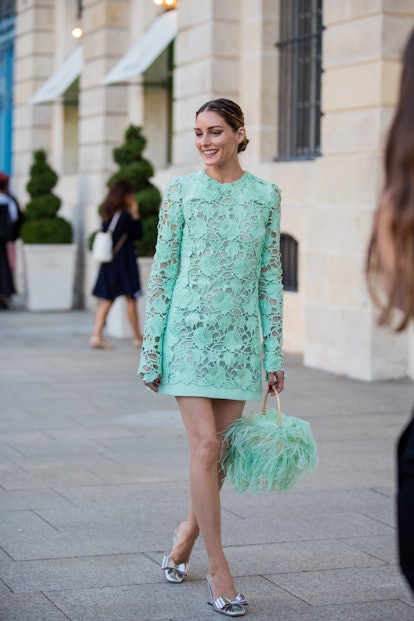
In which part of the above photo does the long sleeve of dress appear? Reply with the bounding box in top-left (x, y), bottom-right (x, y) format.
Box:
top-left (258, 185), bottom-right (284, 373)
top-left (138, 179), bottom-right (184, 382)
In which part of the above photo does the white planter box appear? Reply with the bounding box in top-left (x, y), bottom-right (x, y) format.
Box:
top-left (23, 244), bottom-right (77, 311)
top-left (107, 256), bottom-right (153, 338)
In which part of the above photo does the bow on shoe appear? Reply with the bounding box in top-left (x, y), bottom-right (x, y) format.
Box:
top-left (211, 596), bottom-right (245, 617)
top-left (232, 593), bottom-right (249, 606)
top-left (161, 555), bottom-right (188, 583)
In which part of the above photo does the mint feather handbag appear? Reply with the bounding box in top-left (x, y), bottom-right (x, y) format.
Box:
top-left (222, 389), bottom-right (318, 493)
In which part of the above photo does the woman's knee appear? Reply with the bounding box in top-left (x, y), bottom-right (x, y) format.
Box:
top-left (191, 435), bottom-right (222, 468)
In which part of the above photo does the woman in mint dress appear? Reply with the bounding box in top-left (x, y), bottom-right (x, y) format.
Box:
top-left (138, 99), bottom-right (284, 617)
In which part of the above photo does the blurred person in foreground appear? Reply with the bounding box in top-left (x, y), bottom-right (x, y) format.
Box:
top-left (366, 27), bottom-right (414, 594)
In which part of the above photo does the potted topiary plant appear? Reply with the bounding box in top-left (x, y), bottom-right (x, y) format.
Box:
top-left (106, 124), bottom-right (161, 255)
top-left (21, 150), bottom-right (77, 311)
top-left (89, 125), bottom-right (162, 337)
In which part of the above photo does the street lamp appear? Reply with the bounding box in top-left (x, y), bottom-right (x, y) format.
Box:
top-left (153, 0), bottom-right (178, 9)
top-left (72, 26), bottom-right (83, 39)
top-left (72, 0), bottom-right (83, 39)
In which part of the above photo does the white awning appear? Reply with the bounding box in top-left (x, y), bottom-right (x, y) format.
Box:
top-left (29, 46), bottom-right (83, 105)
top-left (101, 9), bottom-right (177, 85)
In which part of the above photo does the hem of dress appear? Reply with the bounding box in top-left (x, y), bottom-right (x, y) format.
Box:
top-left (92, 289), bottom-right (143, 301)
top-left (158, 383), bottom-right (263, 401)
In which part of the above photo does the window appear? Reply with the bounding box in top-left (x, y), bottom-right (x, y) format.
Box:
top-left (281, 233), bottom-right (298, 292)
top-left (276, 0), bottom-right (323, 160)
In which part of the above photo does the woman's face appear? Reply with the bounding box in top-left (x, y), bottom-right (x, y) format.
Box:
top-left (194, 110), bottom-right (245, 169)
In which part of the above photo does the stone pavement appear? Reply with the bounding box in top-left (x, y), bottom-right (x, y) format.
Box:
top-left (0, 310), bottom-right (414, 621)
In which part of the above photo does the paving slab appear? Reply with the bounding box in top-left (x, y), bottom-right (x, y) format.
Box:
top-left (0, 553), bottom-right (160, 593)
top-left (0, 591), bottom-right (70, 621)
top-left (1, 310), bottom-right (414, 620)
top-left (266, 564), bottom-right (414, 606)
top-left (44, 577), bottom-right (307, 621)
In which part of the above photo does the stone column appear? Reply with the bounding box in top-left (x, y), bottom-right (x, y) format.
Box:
top-left (80, 0), bottom-right (130, 306)
top-left (172, 0), bottom-right (241, 166)
top-left (13, 0), bottom-right (55, 294)
top-left (13, 0), bottom-right (55, 201)
top-left (239, 0), bottom-right (279, 163)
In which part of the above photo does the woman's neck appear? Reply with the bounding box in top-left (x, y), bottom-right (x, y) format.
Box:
top-left (204, 163), bottom-right (244, 184)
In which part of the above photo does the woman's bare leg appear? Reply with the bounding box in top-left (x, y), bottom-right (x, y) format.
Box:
top-left (175, 396), bottom-right (245, 599)
top-left (126, 296), bottom-right (143, 344)
top-left (168, 505), bottom-right (199, 566)
top-left (169, 398), bottom-right (244, 564)
top-left (90, 299), bottom-right (113, 346)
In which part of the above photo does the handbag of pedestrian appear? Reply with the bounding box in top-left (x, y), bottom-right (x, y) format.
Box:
top-left (92, 211), bottom-right (125, 263)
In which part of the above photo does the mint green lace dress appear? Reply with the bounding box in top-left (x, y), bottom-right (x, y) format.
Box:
top-left (138, 170), bottom-right (283, 401)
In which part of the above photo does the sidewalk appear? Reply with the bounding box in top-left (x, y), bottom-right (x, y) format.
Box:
top-left (0, 310), bottom-right (413, 621)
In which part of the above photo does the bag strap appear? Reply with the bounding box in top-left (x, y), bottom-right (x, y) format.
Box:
top-left (108, 211), bottom-right (122, 233)
top-left (262, 388), bottom-right (281, 425)
top-left (112, 233), bottom-right (127, 257)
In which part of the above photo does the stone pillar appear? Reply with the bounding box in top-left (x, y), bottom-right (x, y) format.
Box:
top-left (13, 0), bottom-right (55, 202)
top-left (303, 1), bottom-right (414, 380)
top-left (239, 0), bottom-right (279, 163)
top-left (13, 0), bottom-right (55, 295)
top-left (80, 0), bottom-right (130, 306)
top-left (172, 0), bottom-right (241, 166)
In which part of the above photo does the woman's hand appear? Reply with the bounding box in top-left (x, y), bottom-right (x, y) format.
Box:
top-left (268, 371), bottom-right (284, 394)
top-left (127, 197), bottom-right (140, 219)
top-left (144, 377), bottom-right (161, 393)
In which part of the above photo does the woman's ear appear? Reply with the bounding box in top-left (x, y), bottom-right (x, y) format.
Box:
top-left (237, 127), bottom-right (246, 145)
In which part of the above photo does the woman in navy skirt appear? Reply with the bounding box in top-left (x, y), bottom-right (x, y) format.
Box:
top-left (90, 180), bottom-right (143, 349)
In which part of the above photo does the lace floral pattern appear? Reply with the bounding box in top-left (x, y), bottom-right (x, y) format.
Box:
top-left (138, 170), bottom-right (283, 396)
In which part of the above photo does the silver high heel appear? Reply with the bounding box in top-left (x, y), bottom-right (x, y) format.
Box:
top-left (161, 529), bottom-right (189, 584)
top-left (206, 575), bottom-right (245, 617)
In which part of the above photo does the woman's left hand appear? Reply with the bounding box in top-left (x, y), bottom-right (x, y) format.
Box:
top-left (144, 376), bottom-right (161, 393)
top-left (128, 199), bottom-right (140, 219)
top-left (268, 371), bottom-right (284, 394)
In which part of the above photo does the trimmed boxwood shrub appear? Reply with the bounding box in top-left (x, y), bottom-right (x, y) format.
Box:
top-left (21, 150), bottom-right (73, 244)
top-left (89, 125), bottom-right (161, 257)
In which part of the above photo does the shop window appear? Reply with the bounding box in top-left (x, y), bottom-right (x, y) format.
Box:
top-left (276, 0), bottom-right (323, 160)
top-left (281, 233), bottom-right (298, 292)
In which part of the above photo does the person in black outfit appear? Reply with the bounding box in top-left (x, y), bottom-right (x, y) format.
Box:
top-left (397, 420), bottom-right (414, 591)
top-left (366, 28), bottom-right (414, 593)
top-left (0, 172), bottom-right (21, 310)
top-left (90, 180), bottom-right (143, 349)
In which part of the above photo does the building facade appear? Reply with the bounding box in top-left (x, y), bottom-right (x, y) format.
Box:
top-left (11, 0), bottom-right (414, 380)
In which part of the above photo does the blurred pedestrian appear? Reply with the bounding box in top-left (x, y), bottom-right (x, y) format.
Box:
top-left (366, 27), bottom-right (414, 593)
top-left (90, 180), bottom-right (143, 349)
top-left (0, 172), bottom-right (22, 310)
top-left (138, 98), bottom-right (284, 616)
